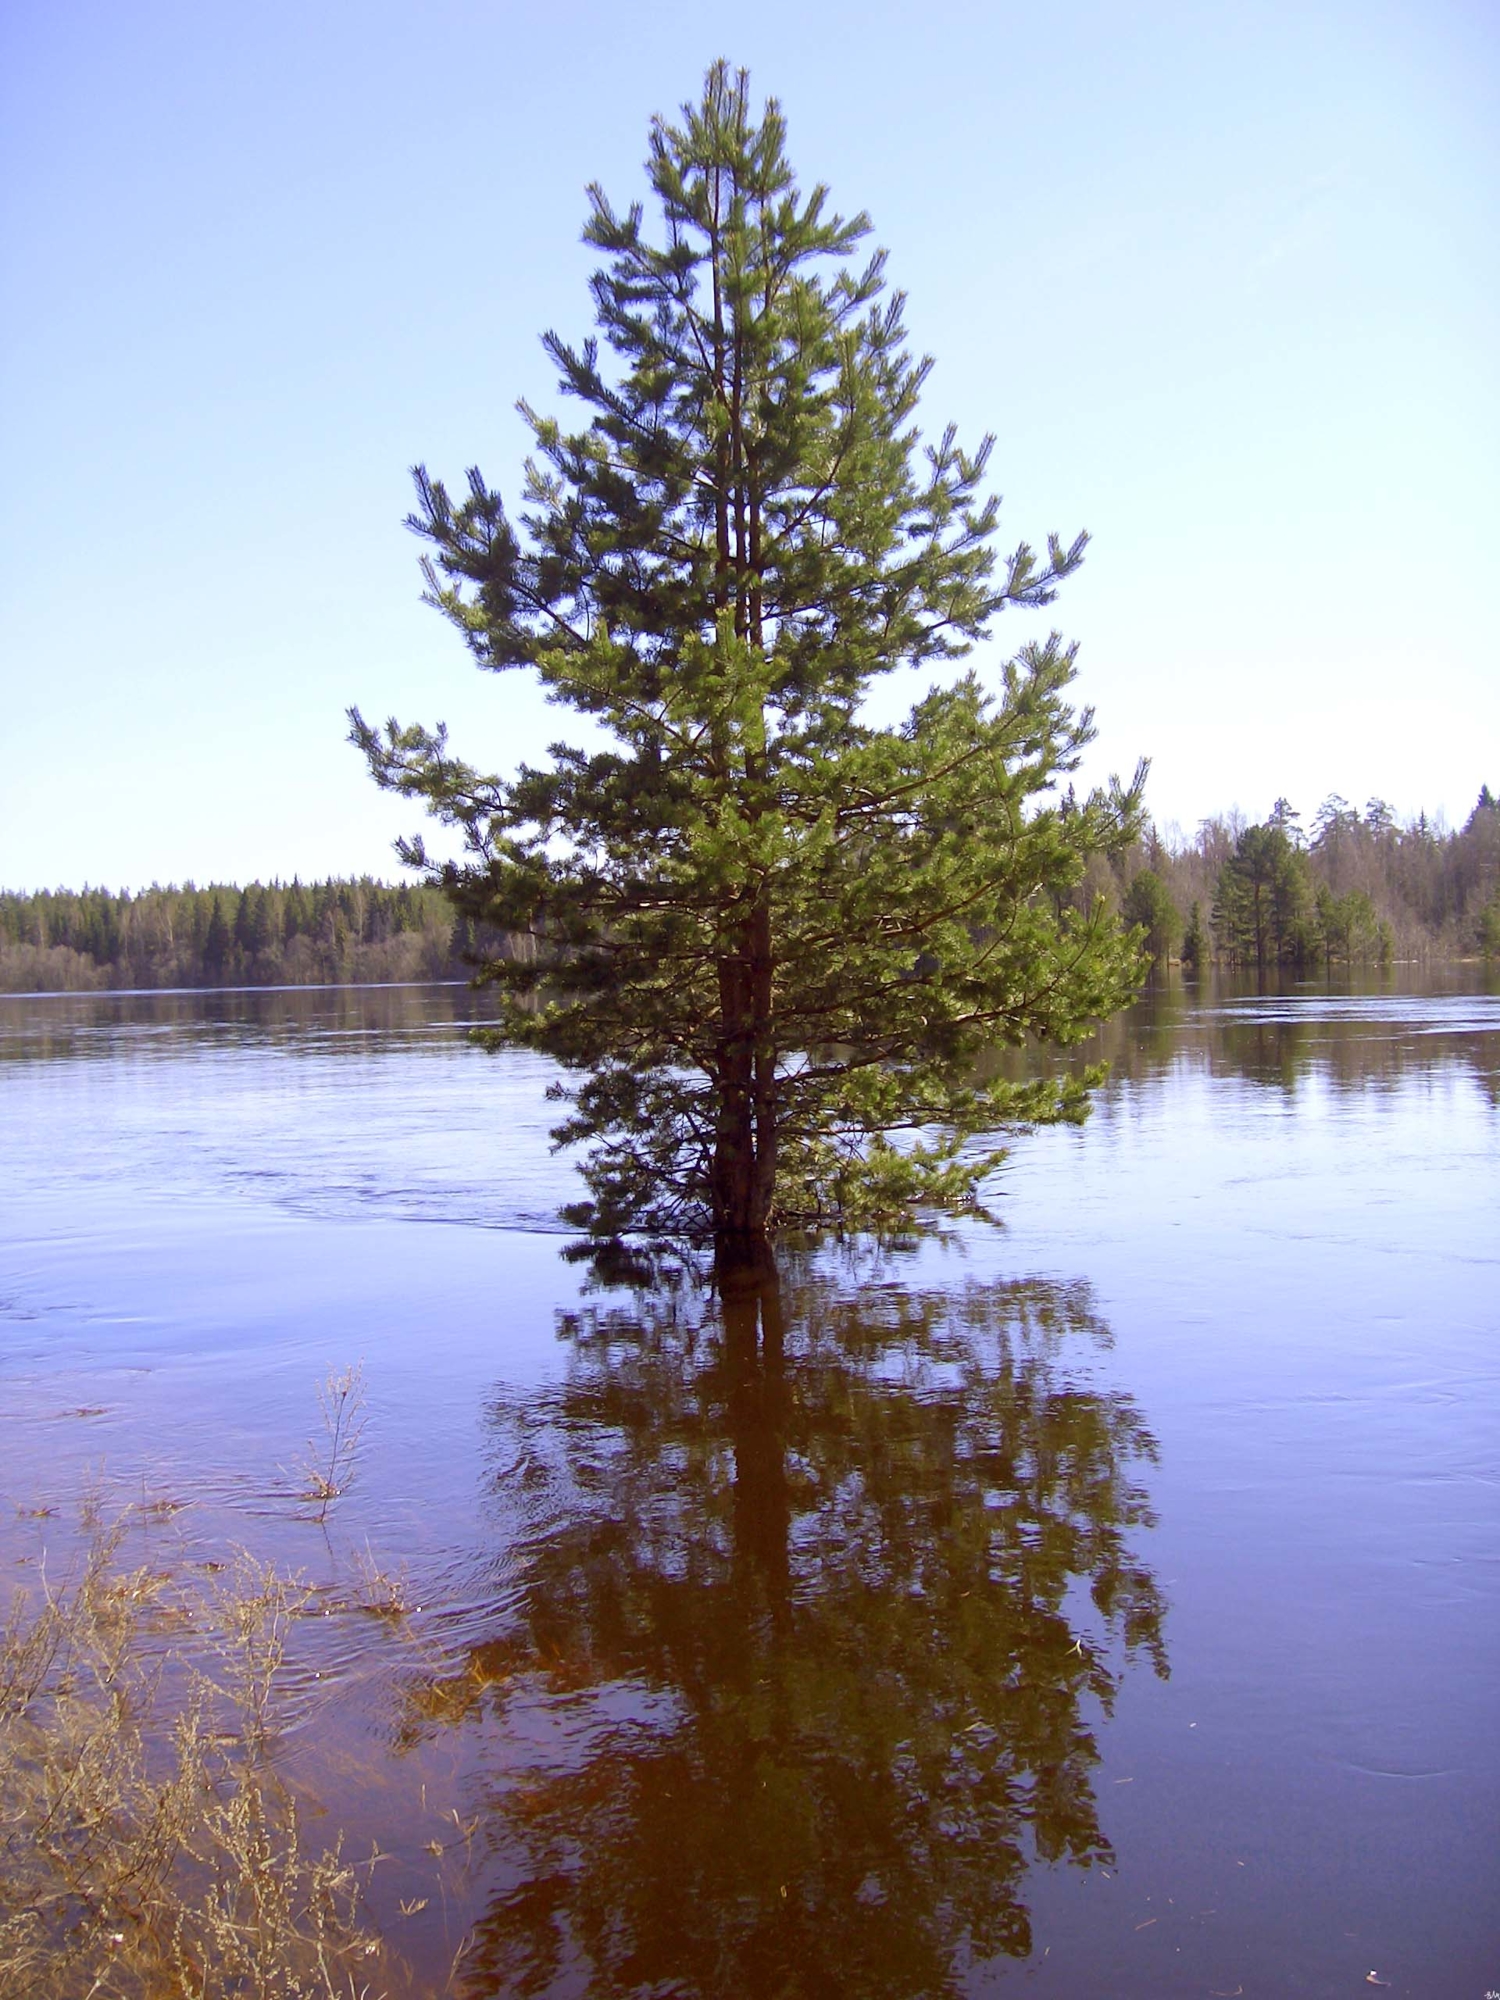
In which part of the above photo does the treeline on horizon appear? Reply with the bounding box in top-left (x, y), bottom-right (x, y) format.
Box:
top-left (2, 787), bottom-right (1497, 996)
top-left (0, 877), bottom-right (517, 994)
top-left (1100, 786), bottom-right (1500, 972)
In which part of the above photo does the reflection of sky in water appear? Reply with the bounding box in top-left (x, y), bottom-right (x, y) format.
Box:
top-left (0, 978), bottom-right (1496, 1996)
top-left (0, 986), bottom-right (567, 1229)
top-left (1217, 994), bottom-right (1499, 1032)
top-left (2, 980), bottom-right (1496, 1236)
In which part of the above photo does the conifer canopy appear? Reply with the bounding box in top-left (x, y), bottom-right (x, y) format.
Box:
top-left (351, 62), bottom-right (1144, 1266)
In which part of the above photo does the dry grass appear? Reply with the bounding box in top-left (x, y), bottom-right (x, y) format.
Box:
top-left (0, 1514), bottom-right (404, 1999)
top-left (341, 1544), bottom-right (412, 1623)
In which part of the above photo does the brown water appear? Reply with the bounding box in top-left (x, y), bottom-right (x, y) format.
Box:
top-left (2, 975), bottom-right (1496, 1996)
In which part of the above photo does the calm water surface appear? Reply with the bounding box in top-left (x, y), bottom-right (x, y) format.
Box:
top-left (1, 977), bottom-right (1496, 1997)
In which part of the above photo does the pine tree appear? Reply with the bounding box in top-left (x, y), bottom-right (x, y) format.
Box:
top-left (201, 897), bottom-right (231, 980)
top-left (1181, 901), bottom-right (1207, 973)
top-left (352, 64), bottom-right (1144, 1266)
top-left (284, 878), bottom-right (312, 939)
top-left (1122, 869), bottom-right (1180, 966)
top-left (1213, 823), bottom-right (1312, 972)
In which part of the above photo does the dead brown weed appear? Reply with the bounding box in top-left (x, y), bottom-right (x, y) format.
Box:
top-left (0, 1510), bottom-right (427, 1999)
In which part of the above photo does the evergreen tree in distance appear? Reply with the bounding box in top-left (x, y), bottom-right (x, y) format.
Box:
top-left (1121, 868), bottom-right (1179, 967)
top-left (351, 64), bottom-right (1145, 1268)
top-left (1180, 901), bottom-right (1207, 974)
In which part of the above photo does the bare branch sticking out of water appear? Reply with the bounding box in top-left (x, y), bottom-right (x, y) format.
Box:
top-left (295, 1363), bottom-right (369, 1521)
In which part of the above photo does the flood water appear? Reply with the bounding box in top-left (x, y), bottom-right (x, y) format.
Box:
top-left (2, 976), bottom-right (1496, 1997)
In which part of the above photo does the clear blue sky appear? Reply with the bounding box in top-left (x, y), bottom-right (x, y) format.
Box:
top-left (2, 0), bottom-right (1495, 891)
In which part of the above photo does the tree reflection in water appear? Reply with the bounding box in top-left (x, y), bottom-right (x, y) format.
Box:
top-left (403, 1267), bottom-right (1168, 1998)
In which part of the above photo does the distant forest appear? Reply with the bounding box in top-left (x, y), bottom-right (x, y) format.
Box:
top-left (2, 788), bottom-right (1497, 995)
top-left (1097, 787), bottom-right (1500, 973)
top-left (0, 877), bottom-right (513, 994)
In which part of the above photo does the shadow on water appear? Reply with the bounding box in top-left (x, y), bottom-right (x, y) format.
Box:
top-left (398, 1264), bottom-right (1167, 1999)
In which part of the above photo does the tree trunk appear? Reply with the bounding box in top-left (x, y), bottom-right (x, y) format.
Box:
top-left (711, 895), bottom-right (775, 1272)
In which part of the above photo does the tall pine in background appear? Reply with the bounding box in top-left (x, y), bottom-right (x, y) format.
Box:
top-left (352, 65), bottom-right (1143, 1267)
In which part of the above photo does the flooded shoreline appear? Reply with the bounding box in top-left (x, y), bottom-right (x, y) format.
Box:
top-left (2, 978), bottom-right (1496, 1995)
